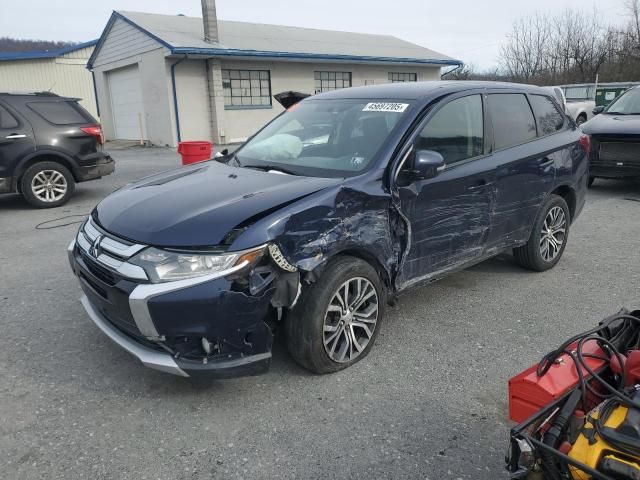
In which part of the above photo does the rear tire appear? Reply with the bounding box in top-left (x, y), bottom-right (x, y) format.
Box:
top-left (513, 195), bottom-right (570, 272)
top-left (20, 161), bottom-right (75, 208)
top-left (285, 256), bottom-right (386, 374)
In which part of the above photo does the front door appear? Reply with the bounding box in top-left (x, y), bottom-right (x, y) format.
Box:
top-left (395, 93), bottom-right (495, 289)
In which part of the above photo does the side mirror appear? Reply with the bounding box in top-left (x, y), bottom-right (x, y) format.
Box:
top-left (592, 106), bottom-right (605, 115)
top-left (214, 148), bottom-right (229, 159)
top-left (409, 150), bottom-right (445, 180)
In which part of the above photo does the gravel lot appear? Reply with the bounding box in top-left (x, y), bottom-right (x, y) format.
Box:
top-left (1, 147), bottom-right (639, 479)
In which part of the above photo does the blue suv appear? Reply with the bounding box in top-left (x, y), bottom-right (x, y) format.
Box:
top-left (68, 81), bottom-right (588, 378)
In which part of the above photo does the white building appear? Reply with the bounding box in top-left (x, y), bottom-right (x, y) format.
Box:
top-left (0, 41), bottom-right (99, 118)
top-left (89, 3), bottom-right (460, 147)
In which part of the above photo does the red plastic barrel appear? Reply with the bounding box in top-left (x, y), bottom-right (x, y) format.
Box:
top-left (178, 141), bottom-right (212, 165)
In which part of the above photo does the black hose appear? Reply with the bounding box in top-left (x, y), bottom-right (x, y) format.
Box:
top-left (35, 214), bottom-right (89, 230)
top-left (577, 336), bottom-right (640, 410)
top-left (533, 312), bottom-right (640, 475)
top-left (536, 313), bottom-right (640, 378)
top-left (541, 389), bottom-right (583, 479)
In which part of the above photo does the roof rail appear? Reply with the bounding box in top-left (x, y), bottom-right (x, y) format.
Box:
top-left (0, 91), bottom-right (61, 97)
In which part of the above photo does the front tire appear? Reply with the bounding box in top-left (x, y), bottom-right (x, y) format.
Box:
top-left (285, 256), bottom-right (386, 374)
top-left (513, 195), bottom-right (570, 272)
top-left (20, 161), bottom-right (75, 208)
top-left (576, 114), bottom-right (587, 126)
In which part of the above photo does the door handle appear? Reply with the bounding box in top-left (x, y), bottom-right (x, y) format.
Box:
top-left (5, 134), bottom-right (26, 139)
top-left (467, 181), bottom-right (494, 191)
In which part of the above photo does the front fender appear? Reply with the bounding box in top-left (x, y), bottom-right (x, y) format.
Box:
top-left (230, 183), bottom-right (399, 281)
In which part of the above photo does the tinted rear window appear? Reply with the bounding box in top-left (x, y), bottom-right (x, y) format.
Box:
top-left (487, 94), bottom-right (537, 150)
top-left (529, 95), bottom-right (565, 136)
top-left (27, 101), bottom-right (95, 125)
top-left (0, 104), bottom-right (19, 129)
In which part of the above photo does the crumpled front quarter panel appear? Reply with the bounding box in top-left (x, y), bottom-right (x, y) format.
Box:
top-left (230, 182), bottom-right (399, 280)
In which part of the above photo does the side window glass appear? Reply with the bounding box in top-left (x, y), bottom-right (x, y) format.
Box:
top-left (487, 94), bottom-right (537, 150)
top-left (27, 101), bottom-right (93, 125)
top-left (416, 95), bottom-right (484, 164)
top-left (0, 104), bottom-right (19, 129)
top-left (529, 94), bottom-right (565, 136)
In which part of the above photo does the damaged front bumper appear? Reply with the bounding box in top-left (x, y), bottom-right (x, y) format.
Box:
top-left (79, 295), bottom-right (271, 377)
top-left (67, 220), bottom-right (297, 378)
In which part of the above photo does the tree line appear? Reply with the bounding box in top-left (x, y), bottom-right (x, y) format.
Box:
top-left (446, 0), bottom-right (640, 85)
top-left (0, 38), bottom-right (76, 53)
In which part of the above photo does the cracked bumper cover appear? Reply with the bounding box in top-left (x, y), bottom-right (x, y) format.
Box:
top-left (76, 154), bottom-right (115, 181)
top-left (69, 239), bottom-right (274, 378)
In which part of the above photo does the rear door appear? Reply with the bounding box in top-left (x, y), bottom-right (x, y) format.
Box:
top-left (395, 92), bottom-right (495, 288)
top-left (485, 92), bottom-right (557, 249)
top-left (0, 100), bottom-right (35, 187)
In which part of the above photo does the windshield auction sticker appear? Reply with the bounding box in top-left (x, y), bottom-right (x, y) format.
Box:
top-left (363, 102), bottom-right (409, 113)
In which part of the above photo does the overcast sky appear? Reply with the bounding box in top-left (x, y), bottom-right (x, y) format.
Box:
top-left (0, 0), bottom-right (628, 70)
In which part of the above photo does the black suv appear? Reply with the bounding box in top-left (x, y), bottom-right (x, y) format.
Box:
top-left (0, 92), bottom-right (114, 208)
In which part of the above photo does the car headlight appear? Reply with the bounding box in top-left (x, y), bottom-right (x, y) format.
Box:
top-left (130, 245), bottom-right (265, 283)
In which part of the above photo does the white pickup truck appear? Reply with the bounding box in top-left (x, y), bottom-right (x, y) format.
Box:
top-left (561, 85), bottom-right (596, 126)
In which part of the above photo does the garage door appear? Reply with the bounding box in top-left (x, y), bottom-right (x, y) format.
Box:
top-left (108, 65), bottom-right (146, 140)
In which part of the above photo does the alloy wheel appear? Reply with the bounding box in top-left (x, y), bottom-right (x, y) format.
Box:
top-left (31, 170), bottom-right (67, 203)
top-left (323, 277), bottom-right (379, 363)
top-left (540, 206), bottom-right (567, 262)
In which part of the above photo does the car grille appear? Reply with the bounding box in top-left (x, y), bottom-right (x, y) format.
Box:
top-left (75, 217), bottom-right (148, 282)
top-left (80, 249), bottom-right (115, 285)
top-left (593, 141), bottom-right (640, 171)
top-left (78, 270), bottom-right (108, 298)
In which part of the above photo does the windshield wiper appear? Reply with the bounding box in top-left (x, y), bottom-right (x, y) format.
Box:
top-left (214, 150), bottom-right (242, 166)
top-left (243, 164), bottom-right (298, 176)
top-left (606, 111), bottom-right (628, 115)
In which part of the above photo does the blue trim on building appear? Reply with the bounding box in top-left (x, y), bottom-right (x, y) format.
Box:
top-left (88, 11), bottom-right (174, 69)
top-left (0, 39), bottom-right (98, 61)
top-left (91, 70), bottom-right (100, 117)
top-left (87, 14), bottom-right (116, 69)
top-left (441, 64), bottom-right (464, 79)
top-left (172, 47), bottom-right (463, 67)
top-left (112, 12), bottom-right (174, 50)
top-left (170, 56), bottom-right (188, 143)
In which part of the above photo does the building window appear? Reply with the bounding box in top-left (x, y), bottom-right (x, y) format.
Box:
top-left (222, 70), bottom-right (271, 108)
top-left (314, 71), bottom-right (352, 93)
top-left (388, 72), bottom-right (417, 83)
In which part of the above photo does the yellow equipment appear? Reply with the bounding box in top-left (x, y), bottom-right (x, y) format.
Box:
top-left (569, 400), bottom-right (640, 479)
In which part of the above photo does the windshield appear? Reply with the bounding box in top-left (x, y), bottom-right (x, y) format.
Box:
top-left (234, 99), bottom-right (413, 178)
top-left (605, 88), bottom-right (640, 115)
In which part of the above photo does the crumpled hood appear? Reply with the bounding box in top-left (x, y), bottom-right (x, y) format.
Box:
top-left (95, 161), bottom-right (341, 247)
top-left (582, 114), bottom-right (640, 136)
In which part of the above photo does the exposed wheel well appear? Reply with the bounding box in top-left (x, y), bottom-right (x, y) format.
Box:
top-left (577, 113), bottom-right (587, 120)
top-left (15, 154), bottom-right (76, 191)
top-left (551, 185), bottom-right (576, 222)
top-left (332, 249), bottom-right (392, 291)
